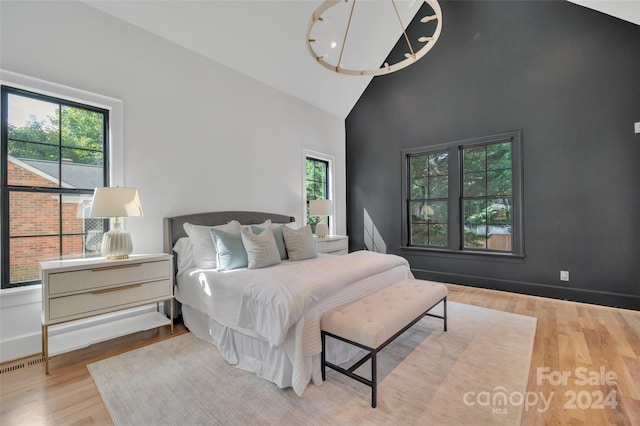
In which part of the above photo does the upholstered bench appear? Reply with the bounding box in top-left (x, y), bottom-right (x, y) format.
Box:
top-left (320, 279), bottom-right (448, 408)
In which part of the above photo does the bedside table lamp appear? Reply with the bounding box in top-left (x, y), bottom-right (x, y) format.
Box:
top-left (309, 199), bottom-right (332, 238)
top-left (89, 187), bottom-right (144, 259)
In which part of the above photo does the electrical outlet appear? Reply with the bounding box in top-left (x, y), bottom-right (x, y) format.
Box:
top-left (560, 270), bottom-right (570, 282)
top-left (635, 122), bottom-right (640, 134)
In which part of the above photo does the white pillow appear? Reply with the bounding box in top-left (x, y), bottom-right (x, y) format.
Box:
top-left (241, 219), bottom-right (271, 230)
top-left (241, 227), bottom-right (281, 269)
top-left (172, 237), bottom-right (195, 273)
top-left (282, 225), bottom-right (317, 261)
top-left (183, 220), bottom-right (241, 269)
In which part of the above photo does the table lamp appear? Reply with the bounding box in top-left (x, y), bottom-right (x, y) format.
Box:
top-left (89, 187), bottom-right (144, 259)
top-left (309, 199), bottom-right (332, 238)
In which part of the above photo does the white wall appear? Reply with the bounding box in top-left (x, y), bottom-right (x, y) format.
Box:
top-left (0, 1), bottom-right (346, 362)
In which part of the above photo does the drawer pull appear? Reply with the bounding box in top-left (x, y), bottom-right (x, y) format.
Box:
top-left (91, 283), bottom-right (142, 294)
top-left (91, 263), bottom-right (142, 272)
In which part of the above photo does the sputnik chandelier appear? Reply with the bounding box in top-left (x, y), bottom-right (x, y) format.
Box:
top-left (307, 0), bottom-right (442, 77)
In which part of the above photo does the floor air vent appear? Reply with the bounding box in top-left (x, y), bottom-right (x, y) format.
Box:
top-left (0, 357), bottom-right (45, 375)
top-left (0, 362), bottom-right (25, 374)
top-left (28, 357), bottom-right (45, 366)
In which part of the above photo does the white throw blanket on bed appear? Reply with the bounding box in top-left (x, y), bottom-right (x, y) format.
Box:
top-left (176, 250), bottom-right (412, 395)
top-left (236, 250), bottom-right (409, 347)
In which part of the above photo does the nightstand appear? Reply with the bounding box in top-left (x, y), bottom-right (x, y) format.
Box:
top-left (316, 235), bottom-right (349, 255)
top-left (40, 253), bottom-right (174, 374)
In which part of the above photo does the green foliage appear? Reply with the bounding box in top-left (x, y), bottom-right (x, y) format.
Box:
top-left (411, 222), bottom-right (448, 247)
top-left (8, 104), bottom-right (104, 165)
top-left (409, 151), bottom-right (449, 247)
top-left (306, 158), bottom-right (329, 231)
top-left (462, 142), bottom-right (513, 249)
top-left (463, 142), bottom-right (511, 197)
top-left (409, 150), bottom-right (448, 200)
top-left (409, 142), bottom-right (513, 250)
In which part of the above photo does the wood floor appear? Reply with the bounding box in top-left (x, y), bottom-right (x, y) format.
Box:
top-left (1, 285), bottom-right (638, 425)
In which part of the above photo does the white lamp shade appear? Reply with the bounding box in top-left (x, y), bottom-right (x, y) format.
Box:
top-left (88, 187), bottom-right (143, 259)
top-left (309, 199), bottom-right (332, 216)
top-left (89, 187), bottom-right (144, 218)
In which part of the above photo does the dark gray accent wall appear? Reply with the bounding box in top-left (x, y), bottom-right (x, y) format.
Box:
top-left (346, 0), bottom-right (640, 310)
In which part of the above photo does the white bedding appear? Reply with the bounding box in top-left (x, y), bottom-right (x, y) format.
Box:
top-left (175, 250), bottom-right (413, 395)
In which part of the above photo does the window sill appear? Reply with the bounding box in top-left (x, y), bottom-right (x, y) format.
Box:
top-left (0, 284), bottom-right (42, 308)
top-left (400, 246), bottom-right (525, 262)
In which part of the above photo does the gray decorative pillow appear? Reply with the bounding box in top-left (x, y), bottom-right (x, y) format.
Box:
top-left (282, 225), bottom-right (317, 261)
top-left (241, 227), bottom-right (281, 269)
top-left (252, 223), bottom-right (287, 260)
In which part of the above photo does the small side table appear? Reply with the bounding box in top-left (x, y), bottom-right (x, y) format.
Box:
top-left (40, 253), bottom-right (174, 374)
top-left (316, 235), bottom-right (349, 255)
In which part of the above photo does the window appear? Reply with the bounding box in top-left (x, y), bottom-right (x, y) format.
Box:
top-left (1, 86), bottom-right (109, 288)
top-left (305, 155), bottom-right (329, 233)
top-left (462, 141), bottom-right (513, 251)
top-left (402, 130), bottom-right (523, 256)
top-left (407, 149), bottom-right (449, 247)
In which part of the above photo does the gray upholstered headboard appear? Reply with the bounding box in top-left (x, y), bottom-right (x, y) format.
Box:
top-left (162, 211), bottom-right (293, 317)
top-left (163, 211), bottom-right (295, 255)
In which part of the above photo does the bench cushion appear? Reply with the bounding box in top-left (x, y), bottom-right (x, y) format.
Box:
top-left (321, 279), bottom-right (448, 349)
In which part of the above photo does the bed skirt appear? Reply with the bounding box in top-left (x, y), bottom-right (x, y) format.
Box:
top-left (179, 264), bottom-right (413, 395)
top-left (182, 305), bottom-right (365, 395)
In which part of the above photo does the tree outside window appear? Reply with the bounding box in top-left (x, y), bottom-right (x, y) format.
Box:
top-left (402, 130), bottom-right (523, 256)
top-left (305, 157), bottom-right (329, 233)
top-left (462, 141), bottom-right (513, 251)
top-left (408, 150), bottom-right (448, 247)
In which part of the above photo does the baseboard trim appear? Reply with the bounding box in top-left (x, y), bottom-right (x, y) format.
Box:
top-left (411, 269), bottom-right (639, 311)
top-left (0, 305), bottom-right (161, 364)
top-left (0, 332), bottom-right (43, 365)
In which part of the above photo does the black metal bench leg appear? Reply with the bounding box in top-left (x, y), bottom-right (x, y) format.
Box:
top-left (321, 331), bottom-right (326, 381)
top-left (371, 350), bottom-right (377, 408)
top-left (444, 297), bottom-right (448, 332)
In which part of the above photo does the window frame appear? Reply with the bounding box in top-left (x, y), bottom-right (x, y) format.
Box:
top-left (303, 150), bottom-right (334, 234)
top-left (1, 85), bottom-right (110, 289)
top-left (406, 148), bottom-right (450, 248)
top-left (401, 130), bottom-right (524, 257)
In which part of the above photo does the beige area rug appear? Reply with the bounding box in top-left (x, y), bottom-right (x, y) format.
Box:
top-left (88, 302), bottom-right (536, 425)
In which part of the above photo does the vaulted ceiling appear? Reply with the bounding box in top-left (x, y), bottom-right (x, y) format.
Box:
top-left (84, 1), bottom-right (640, 119)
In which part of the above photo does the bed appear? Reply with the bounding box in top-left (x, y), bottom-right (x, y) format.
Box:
top-left (163, 211), bottom-right (413, 396)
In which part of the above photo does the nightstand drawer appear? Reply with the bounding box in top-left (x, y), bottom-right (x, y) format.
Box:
top-left (316, 236), bottom-right (348, 255)
top-left (49, 278), bottom-right (172, 321)
top-left (48, 259), bottom-right (171, 296)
